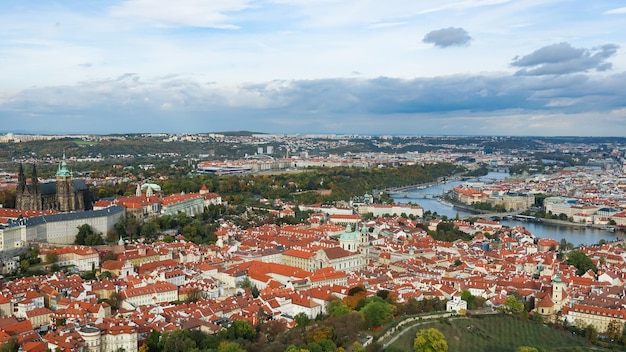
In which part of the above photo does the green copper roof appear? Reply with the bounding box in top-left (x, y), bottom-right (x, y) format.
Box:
top-left (56, 153), bottom-right (72, 177)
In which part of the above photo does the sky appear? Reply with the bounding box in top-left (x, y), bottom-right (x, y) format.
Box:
top-left (1, 0), bottom-right (625, 136)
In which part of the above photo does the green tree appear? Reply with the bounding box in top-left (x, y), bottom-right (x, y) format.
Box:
top-left (584, 324), bottom-right (598, 343)
top-left (414, 328), bottom-right (448, 352)
top-left (328, 300), bottom-right (352, 318)
top-left (75, 224), bottom-right (104, 246)
top-left (99, 271), bottom-right (112, 280)
top-left (567, 250), bottom-right (597, 275)
top-left (294, 312), bottom-right (311, 332)
top-left (360, 299), bottom-right (394, 329)
top-left (351, 342), bottom-right (366, 352)
top-left (250, 285), bottom-right (260, 298)
top-left (75, 223), bottom-right (94, 245)
top-left (45, 252), bottom-right (59, 264)
top-left (460, 290), bottom-right (476, 309)
top-left (147, 330), bottom-right (161, 352)
top-left (501, 295), bottom-right (524, 315)
top-left (219, 320), bottom-right (256, 341)
top-left (20, 259), bottom-right (30, 272)
top-left (0, 338), bottom-right (19, 352)
top-left (218, 341), bottom-right (245, 352)
top-left (517, 347), bottom-right (539, 352)
top-left (140, 220), bottom-right (159, 238)
top-left (159, 329), bottom-right (196, 352)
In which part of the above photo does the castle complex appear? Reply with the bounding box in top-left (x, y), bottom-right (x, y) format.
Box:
top-left (15, 154), bottom-right (91, 212)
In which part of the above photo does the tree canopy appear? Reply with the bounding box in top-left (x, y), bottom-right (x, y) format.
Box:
top-left (75, 223), bottom-right (104, 246)
top-left (567, 250), bottom-right (597, 276)
top-left (414, 328), bottom-right (448, 352)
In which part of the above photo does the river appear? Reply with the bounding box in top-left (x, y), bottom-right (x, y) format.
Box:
top-left (392, 172), bottom-right (622, 246)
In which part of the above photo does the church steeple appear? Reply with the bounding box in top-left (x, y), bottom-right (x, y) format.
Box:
top-left (17, 163), bottom-right (26, 193)
top-left (31, 163), bottom-right (39, 188)
top-left (56, 152), bottom-right (72, 178)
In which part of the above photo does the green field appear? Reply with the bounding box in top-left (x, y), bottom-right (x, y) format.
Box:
top-left (74, 139), bottom-right (101, 146)
top-left (388, 315), bottom-right (595, 352)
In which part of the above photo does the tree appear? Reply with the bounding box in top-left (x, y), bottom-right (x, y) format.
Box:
top-left (307, 326), bottom-right (333, 344)
top-left (360, 299), bottom-right (394, 329)
top-left (218, 341), bottom-right (245, 352)
top-left (294, 312), bottom-right (311, 332)
top-left (328, 312), bottom-right (363, 347)
top-left (108, 291), bottom-right (123, 310)
top-left (20, 259), bottom-right (30, 272)
top-left (260, 320), bottom-right (287, 342)
top-left (517, 347), bottom-right (539, 352)
top-left (351, 342), bottom-right (365, 352)
top-left (105, 229), bottom-right (120, 244)
top-left (159, 329), bottom-right (196, 352)
top-left (0, 338), bottom-right (19, 352)
top-left (185, 288), bottom-right (203, 304)
top-left (567, 250), bottom-right (597, 276)
top-left (328, 300), bottom-right (352, 318)
top-left (414, 328), bottom-right (448, 352)
top-left (501, 295), bottom-right (524, 315)
top-left (45, 252), bottom-right (59, 264)
top-left (103, 250), bottom-right (116, 261)
top-left (606, 319), bottom-right (622, 341)
top-left (75, 224), bottom-right (104, 246)
top-left (584, 324), bottom-right (598, 344)
top-left (147, 330), bottom-right (161, 352)
top-left (99, 271), bottom-right (112, 280)
top-left (220, 320), bottom-right (256, 341)
top-left (250, 285), bottom-right (260, 298)
top-left (75, 224), bottom-right (95, 244)
top-left (460, 290), bottom-right (476, 309)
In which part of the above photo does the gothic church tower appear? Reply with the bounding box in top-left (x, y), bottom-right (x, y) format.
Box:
top-left (15, 163), bottom-right (42, 210)
top-left (56, 153), bottom-right (76, 212)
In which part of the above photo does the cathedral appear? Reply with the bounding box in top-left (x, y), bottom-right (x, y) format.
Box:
top-left (15, 154), bottom-right (91, 212)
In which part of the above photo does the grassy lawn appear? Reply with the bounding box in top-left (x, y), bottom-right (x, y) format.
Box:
top-left (74, 139), bottom-right (100, 146)
top-left (388, 315), bottom-right (594, 352)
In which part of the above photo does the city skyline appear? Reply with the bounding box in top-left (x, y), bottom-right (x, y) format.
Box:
top-left (1, 1), bottom-right (625, 136)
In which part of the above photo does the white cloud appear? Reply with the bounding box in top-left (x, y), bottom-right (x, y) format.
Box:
top-left (0, 1), bottom-right (624, 136)
top-left (604, 7), bottom-right (626, 15)
top-left (109, 0), bottom-right (252, 28)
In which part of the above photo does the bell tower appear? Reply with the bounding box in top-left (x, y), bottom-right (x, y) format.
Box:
top-left (56, 153), bottom-right (75, 212)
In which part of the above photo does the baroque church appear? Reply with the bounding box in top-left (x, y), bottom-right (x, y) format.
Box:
top-left (15, 154), bottom-right (92, 212)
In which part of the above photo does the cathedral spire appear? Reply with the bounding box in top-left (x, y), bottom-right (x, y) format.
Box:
top-left (17, 163), bottom-right (26, 192)
top-left (56, 153), bottom-right (72, 177)
top-left (31, 163), bottom-right (39, 187)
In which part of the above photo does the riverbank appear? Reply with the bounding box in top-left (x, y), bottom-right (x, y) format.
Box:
top-left (538, 218), bottom-right (623, 233)
top-left (448, 197), bottom-right (622, 234)
top-left (393, 171), bottom-right (621, 245)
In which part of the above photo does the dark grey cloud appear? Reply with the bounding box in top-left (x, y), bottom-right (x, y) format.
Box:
top-left (512, 42), bottom-right (619, 75)
top-left (1, 71), bottom-right (625, 136)
top-left (423, 27), bottom-right (471, 48)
